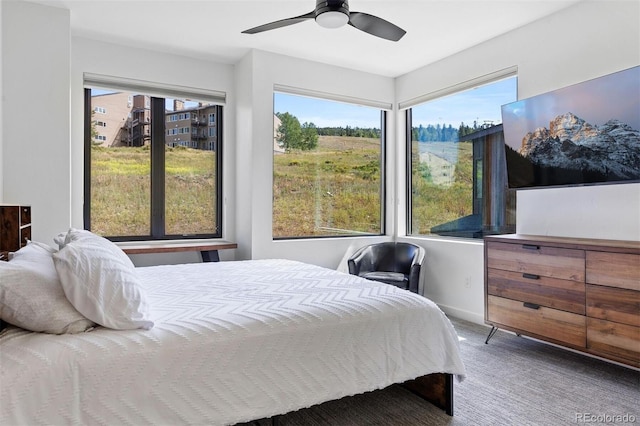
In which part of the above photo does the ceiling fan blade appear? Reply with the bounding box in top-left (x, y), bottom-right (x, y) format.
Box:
top-left (348, 11), bottom-right (406, 41)
top-left (242, 11), bottom-right (315, 34)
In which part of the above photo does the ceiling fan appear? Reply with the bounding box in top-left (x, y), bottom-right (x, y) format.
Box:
top-left (241, 0), bottom-right (406, 42)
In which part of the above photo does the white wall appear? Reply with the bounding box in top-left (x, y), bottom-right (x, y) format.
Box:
top-left (2, 0), bottom-right (638, 324)
top-left (396, 0), bottom-right (640, 323)
top-left (233, 52), bottom-right (254, 261)
top-left (0, 0), bottom-right (237, 258)
top-left (1, 1), bottom-right (395, 269)
top-left (1, 1), bottom-right (71, 242)
top-left (69, 38), bottom-right (237, 263)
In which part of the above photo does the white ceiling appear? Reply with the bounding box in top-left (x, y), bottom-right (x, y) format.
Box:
top-left (25, 0), bottom-right (583, 77)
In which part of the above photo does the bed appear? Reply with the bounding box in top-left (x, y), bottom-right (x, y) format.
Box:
top-left (0, 232), bottom-right (466, 425)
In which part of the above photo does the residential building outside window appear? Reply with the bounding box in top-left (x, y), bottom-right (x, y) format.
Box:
top-left (84, 84), bottom-right (223, 240)
top-left (273, 91), bottom-right (386, 238)
top-left (407, 74), bottom-right (517, 238)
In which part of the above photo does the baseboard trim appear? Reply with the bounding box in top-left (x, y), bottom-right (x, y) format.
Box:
top-left (436, 304), bottom-right (485, 326)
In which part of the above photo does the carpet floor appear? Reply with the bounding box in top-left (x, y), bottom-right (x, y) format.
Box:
top-left (245, 317), bottom-right (640, 426)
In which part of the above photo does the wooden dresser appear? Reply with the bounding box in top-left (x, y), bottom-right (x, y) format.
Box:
top-left (484, 234), bottom-right (640, 368)
top-left (0, 205), bottom-right (31, 261)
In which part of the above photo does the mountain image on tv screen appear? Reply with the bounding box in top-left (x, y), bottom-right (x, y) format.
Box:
top-left (501, 66), bottom-right (640, 189)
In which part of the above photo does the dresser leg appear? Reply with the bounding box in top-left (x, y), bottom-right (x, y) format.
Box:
top-left (485, 326), bottom-right (498, 344)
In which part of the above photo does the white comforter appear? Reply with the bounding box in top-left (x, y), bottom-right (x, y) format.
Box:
top-left (1, 259), bottom-right (466, 425)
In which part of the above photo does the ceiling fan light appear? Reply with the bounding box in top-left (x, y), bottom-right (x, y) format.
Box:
top-left (315, 11), bottom-right (349, 29)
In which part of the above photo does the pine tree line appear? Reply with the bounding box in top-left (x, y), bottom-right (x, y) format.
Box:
top-left (412, 121), bottom-right (491, 142)
top-left (275, 112), bottom-right (381, 151)
top-left (276, 111), bottom-right (494, 151)
top-left (316, 126), bottom-right (380, 138)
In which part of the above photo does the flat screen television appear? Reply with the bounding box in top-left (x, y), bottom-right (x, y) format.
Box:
top-left (501, 66), bottom-right (640, 189)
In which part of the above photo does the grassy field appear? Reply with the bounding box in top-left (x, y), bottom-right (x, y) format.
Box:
top-left (273, 135), bottom-right (382, 237)
top-left (90, 145), bottom-right (216, 237)
top-left (90, 136), bottom-right (472, 238)
top-left (410, 141), bottom-right (473, 234)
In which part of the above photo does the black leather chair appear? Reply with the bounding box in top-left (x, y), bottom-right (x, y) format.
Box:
top-left (347, 242), bottom-right (425, 293)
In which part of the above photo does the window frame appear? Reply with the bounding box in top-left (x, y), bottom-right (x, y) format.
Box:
top-left (272, 90), bottom-right (388, 240)
top-left (405, 108), bottom-right (413, 235)
top-left (83, 88), bottom-right (224, 242)
top-left (404, 70), bottom-right (517, 239)
top-left (274, 111), bottom-right (388, 241)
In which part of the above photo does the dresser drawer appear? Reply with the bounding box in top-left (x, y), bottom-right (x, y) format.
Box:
top-left (488, 268), bottom-right (585, 314)
top-left (486, 241), bottom-right (584, 281)
top-left (587, 318), bottom-right (640, 367)
top-left (20, 206), bottom-right (31, 225)
top-left (487, 295), bottom-right (586, 347)
top-left (586, 284), bottom-right (640, 327)
top-left (20, 226), bottom-right (31, 248)
top-left (586, 251), bottom-right (640, 291)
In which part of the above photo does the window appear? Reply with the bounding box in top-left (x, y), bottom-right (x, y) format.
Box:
top-left (407, 74), bottom-right (517, 239)
top-left (209, 113), bottom-right (215, 124)
top-left (84, 84), bottom-right (223, 240)
top-left (273, 91), bottom-right (386, 238)
top-left (94, 106), bottom-right (106, 114)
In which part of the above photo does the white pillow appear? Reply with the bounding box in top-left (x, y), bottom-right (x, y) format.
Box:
top-left (53, 229), bottom-right (154, 330)
top-left (0, 242), bottom-right (95, 334)
top-left (54, 228), bottom-right (93, 249)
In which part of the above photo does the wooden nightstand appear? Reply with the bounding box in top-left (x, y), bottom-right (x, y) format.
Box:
top-left (0, 205), bottom-right (31, 260)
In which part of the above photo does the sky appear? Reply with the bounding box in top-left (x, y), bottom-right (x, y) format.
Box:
top-left (412, 77), bottom-right (517, 129)
top-left (274, 92), bottom-right (382, 128)
top-left (274, 76), bottom-right (518, 130)
top-left (96, 84), bottom-right (514, 130)
top-left (502, 66), bottom-right (640, 150)
top-left (96, 76), bottom-right (523, 132)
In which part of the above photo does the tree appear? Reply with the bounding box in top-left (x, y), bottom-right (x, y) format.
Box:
top-left (301, 122), bottom-right (318, 150)
top-left (458, 121), bottom-right (476, 142)
top-left (276, 112), bottom-right (302, 151)
top-left (90, 110), bottom-right (101, 145)
top-left (276, 112), bottom-right (318, 151)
